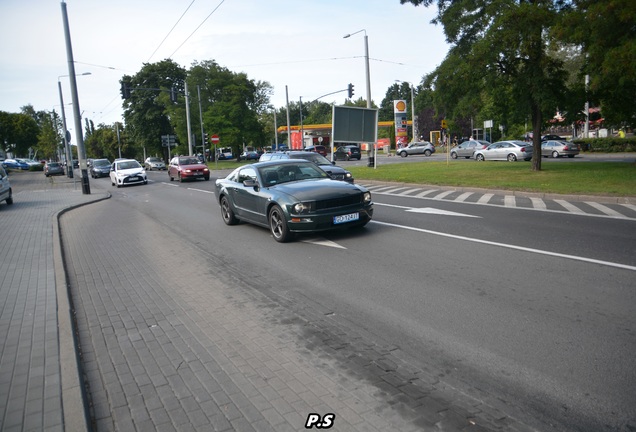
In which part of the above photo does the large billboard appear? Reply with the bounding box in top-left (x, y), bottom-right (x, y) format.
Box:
top-left (332, 105), bottom-right (378, 144)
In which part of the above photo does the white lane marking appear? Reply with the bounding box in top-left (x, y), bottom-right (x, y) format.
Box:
top-left (623, 203), bottom-right (636, 212)
top-left (585, 202), bottom-right (628, 219)
top-left (300, 238), bottom-right (347, 249)
top-left (432, 190), bottom-right (455, 200)
top-left (187, 187), bottom-right (214, 194)
top-left (504, 195), bottom-right (516, 207)
top-left (371, 220), bottom-right (636, 271)
top-left (375, 202), bottom-right (481, 218)
top-left (162, 182), bottom-right (179, 187)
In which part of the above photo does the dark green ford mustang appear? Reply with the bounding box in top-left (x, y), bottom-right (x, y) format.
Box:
top-left (214, 160), bottom-right (373, 242)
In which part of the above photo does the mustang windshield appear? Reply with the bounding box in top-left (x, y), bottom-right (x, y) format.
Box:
top-left (258, 163), bottom-right (328, 185)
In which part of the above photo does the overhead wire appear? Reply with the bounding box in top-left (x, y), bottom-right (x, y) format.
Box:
top-left (168, 0), bottom-right (227, 59)
top-left (147, 0), bottom-right (197, 63)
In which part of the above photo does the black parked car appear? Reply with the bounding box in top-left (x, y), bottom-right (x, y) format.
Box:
top-left (259, 151), bottom-right (354, 183)
top-left (90, 158), bottom-right (112, 178)
top-left (333, 145), bottom-right (362, 161)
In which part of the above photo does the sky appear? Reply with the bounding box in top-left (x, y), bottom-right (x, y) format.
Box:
top-left (0, 0), bottom-right (450, 129)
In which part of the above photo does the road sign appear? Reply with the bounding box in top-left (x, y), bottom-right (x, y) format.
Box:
top-left (441, 119), bottom-right (448, 129)
top-left (210, 134), bottom-right (220, 144)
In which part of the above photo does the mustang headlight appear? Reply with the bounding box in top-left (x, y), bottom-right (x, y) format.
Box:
top-left (345, 171), bottom-right (352, 179)
top-left (292, 202), bottom-right (309, 213)
top-left (363, 192), bottom-right (371, 203)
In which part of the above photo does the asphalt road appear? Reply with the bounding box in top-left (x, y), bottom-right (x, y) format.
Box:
top-left (85, 170), bottom-right (636, 431)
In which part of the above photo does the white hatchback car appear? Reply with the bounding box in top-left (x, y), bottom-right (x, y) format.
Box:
top-left (110, 159), bottom-right (147, 188)
top-left (0, 165), bottom-right (13, 206)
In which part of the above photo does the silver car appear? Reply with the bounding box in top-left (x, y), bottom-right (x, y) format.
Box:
top-left (474, 140), bottom-right (533, 162)
top-left (541, 140), bottom-right (579, 158)
top-left (396, 141), bottom-right (435, 157)
top-left (451, 140), bottom-right (490, 159)
top-left (144, 157), bottom-right (166, 170)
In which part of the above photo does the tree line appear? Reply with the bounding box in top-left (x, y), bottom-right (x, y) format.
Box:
top-left (1, 0), bottom-right (632, 172)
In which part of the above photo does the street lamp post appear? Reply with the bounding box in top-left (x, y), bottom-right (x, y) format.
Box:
top-left (58, 72), bottom-right (91, 178)
top-left (396, 80), bottom-right (418, 142)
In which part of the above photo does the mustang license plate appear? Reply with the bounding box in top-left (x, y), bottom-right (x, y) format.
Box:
top-left (333, 212), bottom-right (359, 224)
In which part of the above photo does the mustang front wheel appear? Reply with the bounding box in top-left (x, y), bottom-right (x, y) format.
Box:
top-left (269, 205), bottom-right (291, 243)
top-left (220, 196), bottom-right (238, 225)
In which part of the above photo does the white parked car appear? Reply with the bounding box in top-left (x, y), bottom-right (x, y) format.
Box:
top-left (110, 159), bottom-right (147, 188)
top-left (474, 141), bottom-right (533, 162)
top-left (144, 157), bottom-right (166, 170)
top-left (0, 165), bottom-right (13, 206)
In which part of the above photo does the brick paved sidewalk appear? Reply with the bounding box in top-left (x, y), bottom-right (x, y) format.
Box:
top-left (0, 171), bottom-right (108, 431)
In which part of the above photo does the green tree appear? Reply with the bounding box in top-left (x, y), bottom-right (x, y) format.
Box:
top-left (401, 0), bottom-right (570, 170)
top-left (36, 112), bottom-right (62, 160)
top-left (121, 59), bottom-right (187, 159)
top-left (559, 0), bottom-right (636, 125)
top-left (0, 111), bottom-right (39, 157)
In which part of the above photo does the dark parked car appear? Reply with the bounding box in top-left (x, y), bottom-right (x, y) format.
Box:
top-left (214, 160), bottom-right (373, 242)
top-left (259, 151), bottom-right (354, 183)
top-left (90, 158), bottom-right (112, 178)
top-left (305, 145), bottom-right (328, 157)
top-left (333, 145), bottom-right (362, 161)
top-left (44, 161), bottom-right (64, 176)
top-left (239, 151), bottom-right (260, 161)
top-left (168, 156), bottom-right (210, 182)
top-left (541, 134), bottom-right (565, 142)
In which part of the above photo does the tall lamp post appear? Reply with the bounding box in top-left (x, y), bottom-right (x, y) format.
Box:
top-left (58, 72), bottom-right (91, 177)
top-left (395, 80), bottom-right (418, 142)
top-left (343, 29), bottom-right (374, 165)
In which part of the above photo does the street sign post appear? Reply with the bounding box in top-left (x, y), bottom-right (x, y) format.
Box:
top-left (210, 135), bottom-right (220, 168)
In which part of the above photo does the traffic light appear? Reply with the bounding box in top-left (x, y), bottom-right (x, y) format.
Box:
top-left (203, 133), bottom-right (208, 143)
top-left (121, 82), bottom-right (131, 99)
top-left (170, 87), bottom-right (177, 103)
top-left (347, 83), bottom-right (354, 99)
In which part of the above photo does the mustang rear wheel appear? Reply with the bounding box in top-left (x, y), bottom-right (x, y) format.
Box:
top-left (269, 205), bottom-right (291, 243)
top-left (220, 196), bottom-right (238, 225)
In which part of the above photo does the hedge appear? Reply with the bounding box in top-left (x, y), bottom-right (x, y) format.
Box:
top-left (571, 137), bottom-right (636, 152)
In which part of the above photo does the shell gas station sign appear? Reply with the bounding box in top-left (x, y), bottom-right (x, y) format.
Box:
top-left (394, 100), bottom-right (409, 146)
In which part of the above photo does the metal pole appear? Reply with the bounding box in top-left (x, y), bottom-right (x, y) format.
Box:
top-left (57, 80), bottom-right (73, 178)
top-left (116, 123), bottom-right (121, 158)
top-left (198, 85), bottom-right (205, 161)
top-left (61, 1), bottom-right (89, 194)
top-left (285, 86), bottom-right (291, 151)
top-left (299, 96), bottom-right (304, 149)
top-left (185, 81), bottom-right (193, 156)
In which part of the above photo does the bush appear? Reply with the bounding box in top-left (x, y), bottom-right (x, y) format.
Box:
top-left (29, 164), bottom-right (44, 171)
top-left (571, 137), bottom-right (636, 152)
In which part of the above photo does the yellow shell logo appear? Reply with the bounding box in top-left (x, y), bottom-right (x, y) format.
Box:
top-left (396, 101), bottom-right (406, 112)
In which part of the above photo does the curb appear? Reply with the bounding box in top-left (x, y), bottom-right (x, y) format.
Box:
top-left (53, 192), bottom-right (111, 431)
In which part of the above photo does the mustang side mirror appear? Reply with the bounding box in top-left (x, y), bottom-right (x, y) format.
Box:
top-left (243, 179), bottom-right (258, 189)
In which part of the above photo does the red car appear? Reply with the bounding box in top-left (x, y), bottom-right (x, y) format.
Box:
top-left (168, 156), bottom-right (210, 182)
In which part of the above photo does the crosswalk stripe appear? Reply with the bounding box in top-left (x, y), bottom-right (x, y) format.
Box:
top-left (477, 193), bottom-right (494, 204)
top-left (585, 202), bottom-right (626, 218)
top-left (530, 197), bottom-right (547, 210)
top-left (554, 199), bottom-right (586, 214)
top-left (397, 188), bottom-right (423, 196)
top-left (432, 190), bottom-right (455, 200)
top-left (504, 196), bottom-right (516, 207)
top-left (455, 192), bottom-right (474, 202)
top-left (415, 189), bottom-right (439, 197)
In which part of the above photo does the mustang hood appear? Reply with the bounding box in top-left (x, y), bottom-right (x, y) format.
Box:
top-left (273, 179), bottom-right (364, 201)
